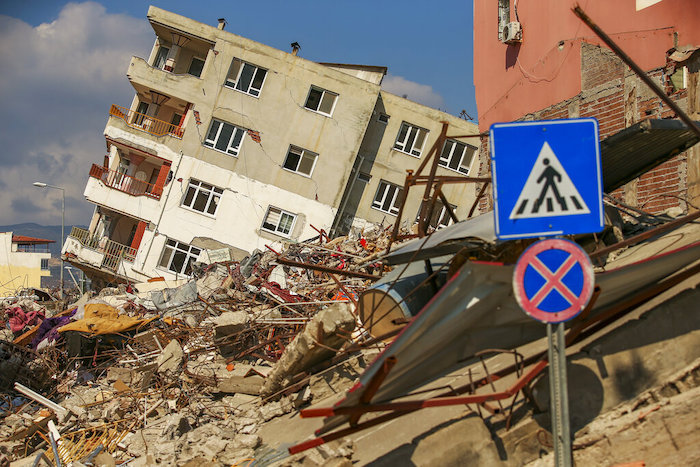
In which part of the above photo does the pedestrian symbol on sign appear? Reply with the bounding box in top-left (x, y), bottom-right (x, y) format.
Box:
top-left (510, 142), bottom-right (590, 220)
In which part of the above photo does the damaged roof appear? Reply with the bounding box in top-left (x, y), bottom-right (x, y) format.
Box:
top-left (600, 118), bottom-right (700, 192)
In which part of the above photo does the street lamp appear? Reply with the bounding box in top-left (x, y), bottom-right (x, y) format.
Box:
top-left (33, 182), bottom-right (65, 300)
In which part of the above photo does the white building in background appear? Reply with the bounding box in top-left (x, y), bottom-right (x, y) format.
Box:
top-left (62, 6), bottom-right (480, 287)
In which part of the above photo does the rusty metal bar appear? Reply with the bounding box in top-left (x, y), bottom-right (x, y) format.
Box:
top-left (417, 122), bottom-right (450, 231)
top-left (273, 256), bottom-right (379, 280)
top-left (300, 359), bottom-right (548, 418)
top-left (468, 181), bottom-right (490, 218)
top-left (590, 210), bottom-right (700, 261)
top-left (411, 175), bottom-right (491, 184)
top-left (573, 5), bottom-right (700, 139)
top-left (388, 170), bottom-right (415, 250)
top-left (438, 190), bottom-right (459, 224)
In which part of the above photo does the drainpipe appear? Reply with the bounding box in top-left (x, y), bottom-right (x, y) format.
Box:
top-left (331, 155), bottom-right (364, 238)
top-left (135, 149), bottom-right (185, 275)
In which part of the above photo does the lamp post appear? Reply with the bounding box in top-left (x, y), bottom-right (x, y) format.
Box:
top-left (33, 182), bottom-right (65, 300)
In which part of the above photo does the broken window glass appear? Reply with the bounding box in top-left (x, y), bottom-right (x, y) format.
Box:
top-left (159, 238), bottom-right (201, 275)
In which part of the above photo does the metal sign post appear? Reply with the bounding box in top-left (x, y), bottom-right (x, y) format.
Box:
top-left (492, 118), bottom-right (602, 466)
top-left (547, 322), bottom-right (572, 467)
top-left (512, 238), bottom-right (594, 467)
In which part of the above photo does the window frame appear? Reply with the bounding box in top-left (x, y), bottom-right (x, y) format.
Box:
top-left (153, 46), bottom-right (170, 70)
top-left (158, 239), bottom-right (202, 276)
top-left (304, 86), bottom-right (338, 117)
top-left (40, 258), bottom-right (49, 271)
top-left (393, 122), bottom-right (428, 158)
top-left (261, 206), bottom-right (297, 237)
top-left (282, 145), bottom-right (318, 177)
top-left (203, 119), bottom-right (246, 157)
top-left (187, 56), bottom-right (205, 77)
top-left (372, 180), bottom-right (404, 216)
top-left (224, 58), bottom-right (268, 97)
top-left (438, 139), bottom-right (477, 175)
top-left (181, 178), bottom-right (224, 217)
top-left (417, 200), bottom-right (457, 230)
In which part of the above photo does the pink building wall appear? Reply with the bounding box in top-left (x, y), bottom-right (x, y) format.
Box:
top-left (473, 0), bottom-right (700, 131)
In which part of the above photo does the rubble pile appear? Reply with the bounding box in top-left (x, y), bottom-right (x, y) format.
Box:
top-left (0, 226), bottom-right (398, 466)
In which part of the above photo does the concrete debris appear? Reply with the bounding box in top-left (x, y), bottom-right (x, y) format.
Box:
top-left (2, 211), bottom-right (699, 465)
top-left (0, 224), bottom-right (398, 465)
top-left (260, 302), bottom-right (357, 397)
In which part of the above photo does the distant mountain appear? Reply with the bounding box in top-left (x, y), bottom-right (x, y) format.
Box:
top-left (0, 223), bottom-right (86, 258)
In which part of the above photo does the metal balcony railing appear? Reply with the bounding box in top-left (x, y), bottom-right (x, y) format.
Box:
top-left (89, 164), bottom-right (161, 200)
top-left (69, 227), bottom-right (137, 272)
top-left (109, 104), bottom-right (184, 138)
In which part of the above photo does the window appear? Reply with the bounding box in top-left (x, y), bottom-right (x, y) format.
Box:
top-left (417, 200), bottom-right (457, 230)
top-left (154, 46), bottom-right (169, 69)
top-left (372, 180), bottom-right (403, 216)
top-left (170, 112), bottom-right (183, 126)
top-left (262, 206), bottom-right (297, 237)
top-left (224, 58), bottom-right (267, 97)
top-left (40, 258), bottom-right (49, 270)
top-left (159, 239), bottom-right (201, 276)
top-left (304, 86), bottom-right (338, 116)
top-left (378, 113), bottom-right (390, 124)
top-left (439, 139), bottom-right (477, 175)
top-left (187, 57), bottom-right (205, 77)
top-left (394, 122), bottom-right (428, 157)
top-left (283, 146), bottom-right (318, 177)
top-left (204, 119), bottom-right (246, 156)
top-left (357, 172), bottom-right (371, 183)
top-left (182, 179), bottom-right (223, 215)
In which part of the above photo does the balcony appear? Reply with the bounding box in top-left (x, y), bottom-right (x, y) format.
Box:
top-left (64, 227), bottom-right (136, 273)
top-left (89, 164), bottom-right (162, 200)
top-left (109, 104), bottom-right (184, 139)
top-left (127, 56), bottom-right (203, 106)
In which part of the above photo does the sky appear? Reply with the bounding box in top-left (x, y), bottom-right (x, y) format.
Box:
top-left (0, 0), bottom-right (476, 227)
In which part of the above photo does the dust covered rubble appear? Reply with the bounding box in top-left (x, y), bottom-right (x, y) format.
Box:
top-left (0, 225), bottom-right (398, 466)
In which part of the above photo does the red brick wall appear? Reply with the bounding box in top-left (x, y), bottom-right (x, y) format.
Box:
top-left (478, 42), bottom-right (691, 217)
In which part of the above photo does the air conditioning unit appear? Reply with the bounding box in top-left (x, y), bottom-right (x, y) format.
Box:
top-left (502, 21), bottom-right (523, 44)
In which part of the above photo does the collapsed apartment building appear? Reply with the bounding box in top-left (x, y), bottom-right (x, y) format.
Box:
top-left (61, 6), bottom-right (480, 288)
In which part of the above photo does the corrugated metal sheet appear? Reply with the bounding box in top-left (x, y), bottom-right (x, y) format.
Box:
top-left (601, 118), bottom-right (700, 192)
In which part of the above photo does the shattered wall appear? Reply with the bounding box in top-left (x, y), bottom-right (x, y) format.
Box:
top-left (476, 42), bottom-right (699, 216)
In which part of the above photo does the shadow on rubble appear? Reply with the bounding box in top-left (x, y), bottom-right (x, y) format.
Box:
top-left (528, 284), bottom-right (700, 436)
top-left (364, 415), bottom-right (478, 466)
top-left (581, 285), bottom-right (700, 358)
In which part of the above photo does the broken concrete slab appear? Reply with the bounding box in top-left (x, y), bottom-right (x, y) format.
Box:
top-left (156, 339), bottom-right (183, 375)
top-left (216, 375), bottom-right (265, 395)
top-left (213, 311), bottom-right (250, 357)
top-left (260, 302), bottom-right (357, 397)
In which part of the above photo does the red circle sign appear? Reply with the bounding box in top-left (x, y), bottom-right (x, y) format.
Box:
top-left (513, 239), bottom-right (594, 323)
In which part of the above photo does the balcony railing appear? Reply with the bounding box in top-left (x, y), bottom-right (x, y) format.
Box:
top-left (69, 227), bottom-right (137, 272)
top-left (109, 104), bottom-right (184, 138)
top-left (89, 164), bottom-right (161, 200)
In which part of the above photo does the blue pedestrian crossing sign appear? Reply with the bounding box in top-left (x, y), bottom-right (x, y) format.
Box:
top-left (490, 118), bottom-right (604, 239)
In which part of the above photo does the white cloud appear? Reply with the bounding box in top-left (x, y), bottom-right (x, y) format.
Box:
top-left (381, 74), bottom-right (446, 110)
top-left (0, 2), bottom-right (152, 226)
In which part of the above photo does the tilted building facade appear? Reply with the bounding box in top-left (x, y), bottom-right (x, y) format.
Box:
top-left (62, 7), bottom-right (480, 286)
